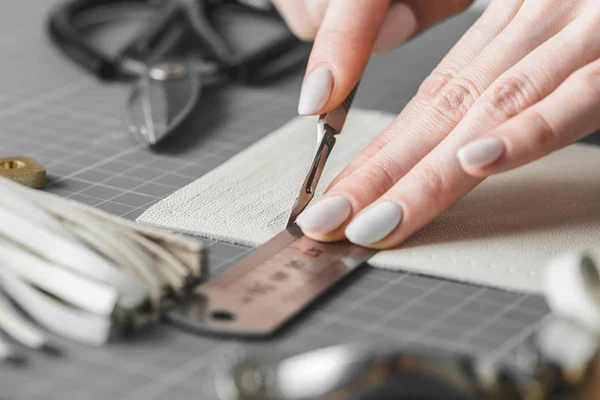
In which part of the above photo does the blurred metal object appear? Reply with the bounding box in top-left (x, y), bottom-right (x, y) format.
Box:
top-left (48, 0), bottom-right (308, 145)
top-left (220, 344), bottom-right (526, 400)
top-left (220, 254), bottom-right (600, 399)
top-left (0, 157), bottom-right (45, 189)
top-left (126, 62), bottom-right (201, 145)
top-left (220, 334), bottom-right (600, 400)
top-left (148, 63), bottom-right (189, 81)
top-left (125, 58), bottom-right (226, 144)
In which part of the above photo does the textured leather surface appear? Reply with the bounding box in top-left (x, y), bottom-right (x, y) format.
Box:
top-left (138, 109), bottom-right (600, 293)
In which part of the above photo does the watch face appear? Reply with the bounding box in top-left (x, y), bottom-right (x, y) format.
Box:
top-left (347, 376), bottom-right (482, 400)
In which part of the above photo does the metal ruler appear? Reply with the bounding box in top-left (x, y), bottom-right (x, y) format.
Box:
top-left (168, 224), bottom-right (376, 336)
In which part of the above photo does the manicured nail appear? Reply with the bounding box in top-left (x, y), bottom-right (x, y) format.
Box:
top-left (457, 138), bottom-right (505, 168)
top-left (296, 196), bottom-right (351, 234)
top-left (298, 67), bottom-right (333, 115)
top-left (372, 3), bottom-right (418, 55)
top-left (345, 201), bottom-right (403, 245)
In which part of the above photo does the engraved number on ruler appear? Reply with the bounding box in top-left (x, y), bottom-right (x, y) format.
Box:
top-left (238, 239), bottom-right (331, 305)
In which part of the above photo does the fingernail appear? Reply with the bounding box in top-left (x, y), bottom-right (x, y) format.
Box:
top-left (457, 138), bottom-right (505, 168)
top-left (345, 201), bottom-right (403, 245)
top-left (298, 66), bottom-right (333, 115)
top-left (372, 3), bottom-right (417, 55)
top-left (296, 196), bottom-right (351, 233)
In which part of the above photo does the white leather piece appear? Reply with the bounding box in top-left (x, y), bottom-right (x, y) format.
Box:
top-left (0, 289), bottom-right (47, 350)
top-left (0, 239), bottom-right (118, 316)
top-left (138, 109), bottom-right (600, 293)
top-left (544, 253), bottom-right (600, 332)
top-left (0, 176), bottom-right (206, 346)
top-left (535, 317), bottom-right (600, 369)
top-left (0, 203), bottom-right (149, 310)
top-left (0, 335), bottom-right (15, 363)
top-left (0, 176), bottom-right (205, 302)
top-left (0, 268), bottom-right (112, 346)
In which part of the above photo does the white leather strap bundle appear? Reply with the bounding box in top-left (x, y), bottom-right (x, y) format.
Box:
top-left (544, 252), bottom-right (600, 333)
top-left (536, 253), bottom-right (600, 374)
top-left (520, 253), bottom-right (600, 377)
top-left (0, 177), bottom-right (204, 359)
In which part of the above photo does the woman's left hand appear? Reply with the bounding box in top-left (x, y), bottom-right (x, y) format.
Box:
top-left (296, 0), bottom-right (600, 249)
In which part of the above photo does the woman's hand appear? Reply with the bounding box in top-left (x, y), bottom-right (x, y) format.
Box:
top-left (278, 0), bottom-right (600, 249)
top-left (273, 0), bottom-right (474, 114)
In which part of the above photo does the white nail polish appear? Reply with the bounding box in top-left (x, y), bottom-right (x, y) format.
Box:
top-left (298, 67), bottom-right (333, 115)
top-left (296, 196), bottom-right (351, 233)
top-left (345, 201), bottom-right (403, 245)
top-left (457, 138), bottom-right (505, 168)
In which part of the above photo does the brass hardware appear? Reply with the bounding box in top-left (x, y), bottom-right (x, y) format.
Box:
top-left (0, 157), bottom-right (46, 188)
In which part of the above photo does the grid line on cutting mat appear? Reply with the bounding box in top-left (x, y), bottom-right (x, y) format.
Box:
top-left (0, 2), bottom-right (551, 399)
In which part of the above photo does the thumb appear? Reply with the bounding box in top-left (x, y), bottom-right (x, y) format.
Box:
top-left (297, 0), bottom-right (391, 116)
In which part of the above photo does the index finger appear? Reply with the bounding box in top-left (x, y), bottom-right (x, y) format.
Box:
top-left (297, 0), bottom-right (390, 115)
top-left (298, 0), bottom-right (476, 116)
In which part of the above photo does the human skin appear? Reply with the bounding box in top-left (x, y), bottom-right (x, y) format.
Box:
top-left (273, 0), bottom-right (600, 249)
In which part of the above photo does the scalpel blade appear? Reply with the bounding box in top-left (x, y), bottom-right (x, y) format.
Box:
top-left (286, 125), bottom-right (337, 227)
top-left (286, 83), bottom-right (359, 226)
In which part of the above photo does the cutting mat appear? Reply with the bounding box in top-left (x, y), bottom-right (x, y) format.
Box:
top-left (0, 2), bottom-right (552, 399)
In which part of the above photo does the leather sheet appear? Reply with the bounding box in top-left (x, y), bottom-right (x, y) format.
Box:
top-left (138, 109), bottom-right (600, 293)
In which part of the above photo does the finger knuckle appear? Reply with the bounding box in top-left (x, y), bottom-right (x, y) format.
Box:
top-left (465, 23), bottom-right (489, 41)
top-left (576, 65), bottom-right (600, 101)
top-left (484, 72), bottom-right (542, 120)
top-left (432, 77), bottom-right (481, 124)
top-left (417, 71), bottom-right (454, 101)
top-left (517, 0), bottom-right (579, 33)
top-left (353, 158), bottom-right (401, 198)
top-left (534, 0), bottom-right (577, 16)
top-left (524, 110), bottom-right (557, 148)
top-left (413, 162), bottom-right (448, 203)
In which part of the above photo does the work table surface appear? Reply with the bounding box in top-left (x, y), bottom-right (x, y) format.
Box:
top-left (0, 2), bottom-right (552, 399)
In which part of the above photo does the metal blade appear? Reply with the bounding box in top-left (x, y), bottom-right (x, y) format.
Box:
top-left (286, 124), bottom-right (337, 227)
top-left (126, 63), bottom-right (199, 145)
top-left (285, 83), bottom-right (359, 226)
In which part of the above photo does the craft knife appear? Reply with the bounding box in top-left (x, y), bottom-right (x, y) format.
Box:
top-left (168, 84), bottom-right (378, 337)
top-left (286, 84), bottom-right (359, 227)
